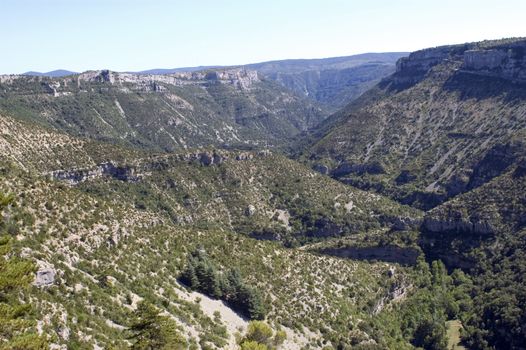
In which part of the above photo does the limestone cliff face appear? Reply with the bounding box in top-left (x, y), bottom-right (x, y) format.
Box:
top-left (48, 150), bottom-right (272, 185)
top-left (396, 48), bottom-right (450, 71)
top-left (462, 46), bottom-right (526, 82)
top-left (393, 38), bottom-right (526, 85)
top-left (77, 68), bottom-right (260, 91)
top-left (423, 215), bottom-right (495, 235)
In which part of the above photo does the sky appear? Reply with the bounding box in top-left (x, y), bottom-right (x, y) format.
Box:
top-left (1, 0), bottom-right (525, 74)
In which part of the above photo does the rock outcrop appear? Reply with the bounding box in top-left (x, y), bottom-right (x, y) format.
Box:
top-left (77, 68), bottom-right (260, 91)
top-left (245, 205), bottom-right (256, 217)
top-left (49, 150), bottom-right (272, 185)
top-left (390, 216), bottom-right (421, 231)
top-left (312, 164), bottom-right (329, 175)
top-left (423, 214), bottom-right (495, 235)
top-left (319, 245), bottom-right (420, 265)
top-left (50, 162), bottom-right (140, 185)
top-left (393, 38), bottom-right (526, 85)
top-left (396, 47), bottom-right (450, 75)
top-left (462, 45), bottom-right (526, 82)
top-left (35, 268), bottom-right (56, 287)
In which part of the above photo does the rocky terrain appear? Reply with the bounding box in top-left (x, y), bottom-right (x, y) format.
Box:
top-left (1, 39), bottom-right (525, 350)
top-left (0, 109), bottom-right (457, 350)
top-left (0, 68), bottom-right (326, 151)
top-left (246, 53), bottom-right (407, 112)
top-left (305, 38), bottom-right (526, 210)
top-left (301, 38), bottom-right (526, 350)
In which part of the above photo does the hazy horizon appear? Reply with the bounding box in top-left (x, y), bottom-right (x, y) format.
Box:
top-left (17, 51), bottom-right (411, 75)
top-left (2, 0), bottom-right (525, 74)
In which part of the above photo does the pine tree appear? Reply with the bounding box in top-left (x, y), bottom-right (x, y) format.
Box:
top-left (0, 193), bottom-right (48, 349)
top-left (129, 301), bottom-right (186, 350)
top-left (180, 261), bottom-right (199, 289)
top-left (179, 250), bottom-right (267, 320)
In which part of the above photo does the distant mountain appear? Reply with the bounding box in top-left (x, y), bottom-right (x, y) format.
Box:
top-left (22, 69), bottom-right (77, 77)
top-left (136, 66), bottom-right (221, 74)
top-left (245, 52), bottom-right (408, 111)
top-left (135, 53), bottom-right (408, 111)
top-left (245, 52), bottom-right (408, 73)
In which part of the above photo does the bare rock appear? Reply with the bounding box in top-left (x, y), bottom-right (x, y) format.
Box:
top-left (236, 152), bottom-right (254, 161)
top-left (391, 216), bottom-right (421, 231)
top-left (463, 49), bottom-right (507, 70)
top-left (35, 268), bottom-right (56, 287)
top-left (313, 164), bottom-right (329, 175)
top-left (462, 44), bottom-right (526, 82)
top-left (245, 205), bottom-right (256, 216)
top-left (423, 215), bottom-right (495, 235)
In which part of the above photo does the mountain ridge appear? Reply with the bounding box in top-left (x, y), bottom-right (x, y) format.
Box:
top-left (17, 52), bottom-right (406, 112)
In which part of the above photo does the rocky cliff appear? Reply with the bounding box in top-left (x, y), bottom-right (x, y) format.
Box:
top-left (247, 53), bottom-right (406, 112)
top-left (77, 68), bottom-right (260, 91)
top-left (392, 38), bottom-right (526, 86)
top-left (462, 44), bottom-right (526, 82)
top-left (48, 149), bottom-right (272, 185)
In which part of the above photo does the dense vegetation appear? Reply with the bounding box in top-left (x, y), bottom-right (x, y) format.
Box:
top-left (464, 232), bottom-right (526, 349)
top-left (422, 164), bottom-right (526, 349)
top-left (238, 321), bottom-right (286, 350)
top-left (180, 249), bottom-right (267, 320)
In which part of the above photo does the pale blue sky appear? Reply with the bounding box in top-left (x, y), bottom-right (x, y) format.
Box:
top-left (2, 0), bottom-right (525, 74)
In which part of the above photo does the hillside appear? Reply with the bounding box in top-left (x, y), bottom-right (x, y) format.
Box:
top-left (0, 113), bottom-right (420, 247)
top-left (421, 159), bottom-right (526, 349)
top-left (304, 38), bottom-right (526, 210)
top-left (297, 38), bottom-right (526, 349)
top-left (3, 163), bottom-right (466, 349)
top-left (0, 68), bottom-right (326, 152)
top-left (246, 53), bottom-right (407, 112)
top-left (127, 52), bottom-right (405, 112)
top-left (0, 111), bottom-right (472, 349)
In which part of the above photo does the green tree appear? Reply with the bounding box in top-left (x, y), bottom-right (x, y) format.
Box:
top-left (238, 321), bottom-right (286, 350)
top-left (412, 317), bottom-right (447, 350)
top-left (0, 193), bottom-right (48, 349)
top-left (128, 301), bottom-right (186, 350)
top-left (244, 321), bottom-right (273, 345)
top-left (180, 261), bottom-right (199, 290)
top-left (180, 250), bottom-right (267, 320)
